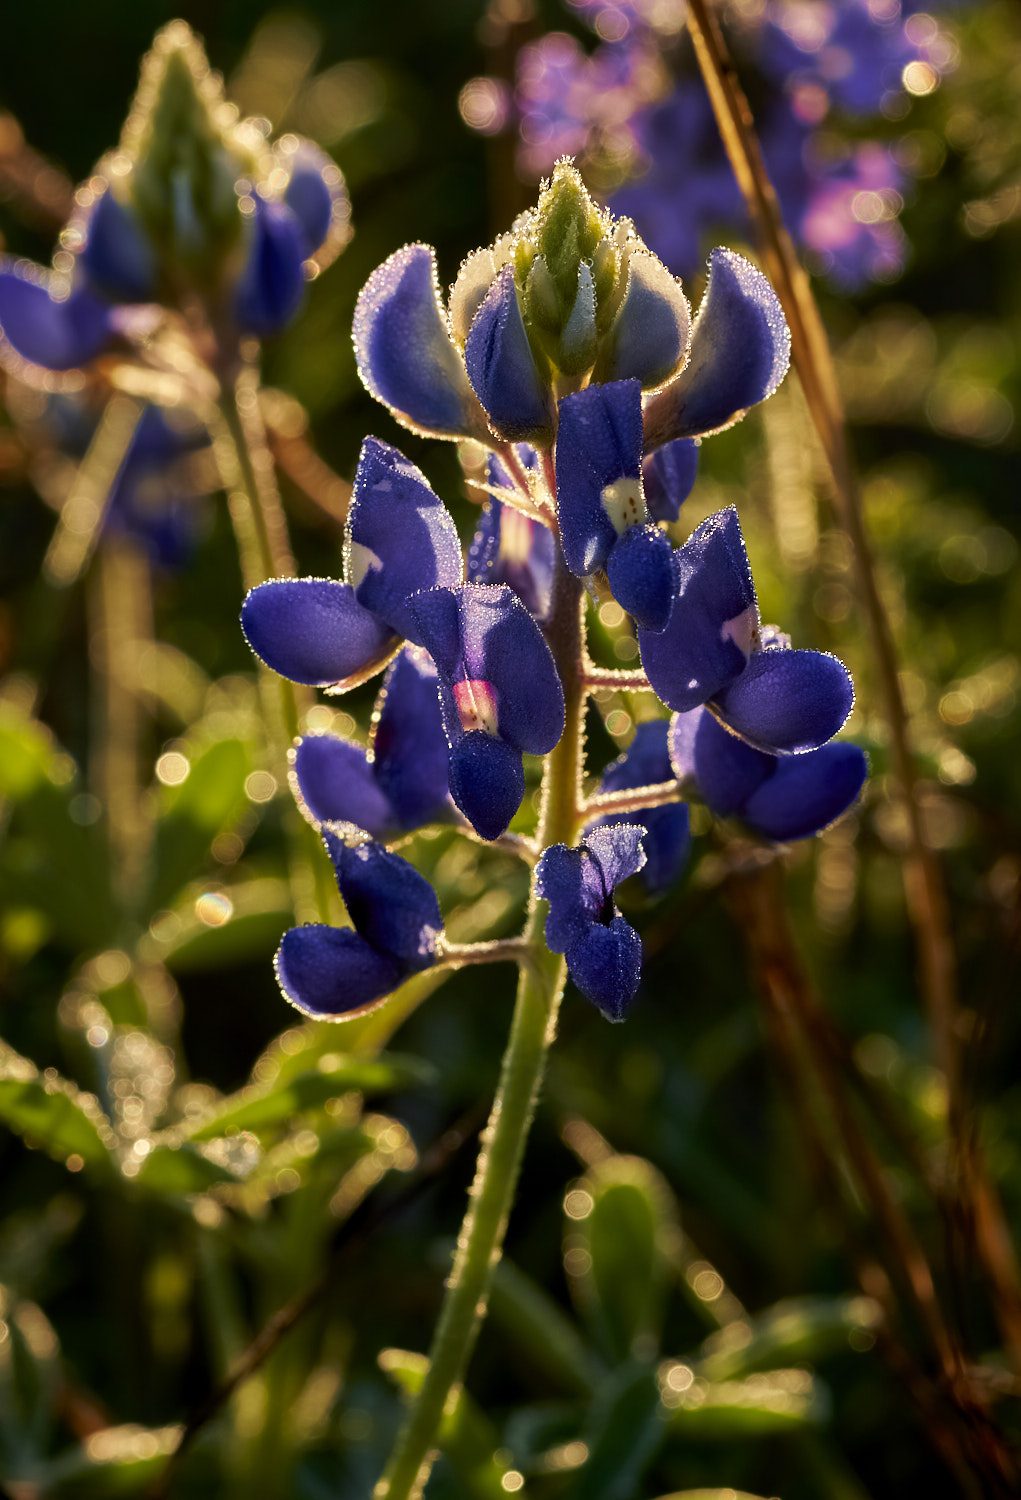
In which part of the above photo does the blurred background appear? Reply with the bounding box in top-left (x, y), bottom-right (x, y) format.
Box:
top-left (1, 2), bottom-right (1019, 1496)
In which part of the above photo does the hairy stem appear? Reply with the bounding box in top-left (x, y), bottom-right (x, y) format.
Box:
top-left (684, 0), bottom-right (1021, 1363)
top-left (583, 780), bottom-right (685, 819)
top-left (375, 553), bottom-right (585, 1500)
top-left (211, 367), bottom-right (333, 926)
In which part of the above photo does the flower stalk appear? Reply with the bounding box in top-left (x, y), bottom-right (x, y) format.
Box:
top-left (375, 548), bottom-right (585, 1500)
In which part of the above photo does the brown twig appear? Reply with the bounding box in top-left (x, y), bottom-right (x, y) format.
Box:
top-left (683, 0), bottom-right (1021, 1365)
top-left (726, 861), bottom-right (1017, 1498)
top-left (147, 1104), bottom-right (485, 1499)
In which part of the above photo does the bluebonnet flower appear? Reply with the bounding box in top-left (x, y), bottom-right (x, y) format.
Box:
top-left (536, 823), bottom-right (647, 1021)
top-left (241, 437), bottom-right (462, 690)
top-left (408, 583), bottom-right (565, 841)
top-left (588, 721), bottom-right (690, 894)
top-left (637, 508), bottom-right (854, 754)
top-left (467, 452), bottom-right (557, 621)
top-left (0, 24), bottom-right (349, 379)
top-left (290, 649), bottom-right (452, 839)
top-left (670, 707), bottom-right (868, 842)
top-left (758, 0), bottom-right (923, 117)
top-left (275, 825), bottom-right (444, 1019)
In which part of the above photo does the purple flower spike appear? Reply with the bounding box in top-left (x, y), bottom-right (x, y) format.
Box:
top-left (242, 437), bottom-right (462, 692)
top-left (643, 438), bottom-right (699, 524)
top-left (353, 244), bottom-right (485, 440)
top-left (409, 582), bottom-right (565, 840)
top-left (291, 648), bottom-right (451, 836)
top-left (80, 191), bottom-right (156, 303)
top-left (670, 708), bottom-right (867, 841)
top-left (278, 140), bottom-right (348, 260)
top-left (234, 198), bottom-right (309, 336)
top-left (536, 823), bottom-right (646, 1022)
top-left (468, 456), bottom-right (556, 621)
top-left (639, 507), bottom-right (855, 754)
top-left (0, 267), bottom-right (115, 373)
top-left (275, 824), bottom-right (443, 1019)
top-left (589, 720), bottom-right (690, 893)
top-left (465, 265), bottom-right (554, 444)
top-left (645, 249), bottom-right (790, 446)
top-left (556, 379), bottom-right (674, 629)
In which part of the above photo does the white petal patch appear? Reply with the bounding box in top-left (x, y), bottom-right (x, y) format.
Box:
top-left (347, 541), bottom-right (384, 589)
top-left (720, 603), bottom-right (758, 659)
top-left (453, 678), bottom-right (500, 736)
top-left (600, 477), bottom-right (646, 536)
top-left (500, 507), bottom-right (536, 565)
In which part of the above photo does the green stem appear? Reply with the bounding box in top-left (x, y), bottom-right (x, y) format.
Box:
top-left (375, 556), bottom-right (585, 1500)
top-left (211, 368), bottom-right (334, 926)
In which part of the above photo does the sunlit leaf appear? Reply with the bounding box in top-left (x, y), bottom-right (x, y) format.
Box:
top-left (40, 1423), bottom-right (181, 1495)
top-left (658, 1365), bottom-right (825, 1436)
top-left (0, 1287), bottom-right (60, 1473)
top-left (135, 1139), bottom-right (259, 1195)
top-left (696, 1295), bottom-right (882, 1382)
top-left (149, 734), bottom-right (252, 911)
top-left (489, 1255), bottom-right (602, 1397)
top-left (0, 1043), bottom-right (117, 1179)
top-left (565, 1363), bottom-right (664, 1500)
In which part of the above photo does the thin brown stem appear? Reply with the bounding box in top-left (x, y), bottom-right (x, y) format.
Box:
top-left (583, 666), bottom-right (653, 692)
top-left (683, 0), bottom-right (1021, 1364)
top-left (582, 780), bottom-right (685, 819)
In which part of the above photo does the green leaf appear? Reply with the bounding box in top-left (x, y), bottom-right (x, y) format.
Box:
top-left (696, 1295), bottom-right (883, 1382)
top-left (566, 1155), bottom-right (676, 1362)
top-left (40, 1423), bottom-right (181, 1495)
top-left (659, 1365), bottom-right (825, 1437)
top-left (0, 1287), bottom-right (60, 1473)
top-left (135, 1140), bottom-right (258, 1195)
top-left (0, 705), bottom-right (116, 950)
top-left (565, 1364), bottom-right (664, 1500)
top-left (380, 1349), bottom-right (519, 1499)
top-left (185, 1052), bottom-right (431, 1142)
top-left (149, 734), bottom-right (252, 911)
top-left (0, 1044), bottom-right (117, 1180)
top-left (141, 877), bottom-right (290, 972)
top-left (489, 1256), bottom-right (602, 1397)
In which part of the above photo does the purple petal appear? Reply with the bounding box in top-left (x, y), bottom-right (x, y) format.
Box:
top-left (80, 191), bottom-right (156, 303)
top-left (275, 925), bottom-right (402, 1018)
top-left (467, 497), bottom-right (556, 622)
top-left (322, 826), bottom-right (442, 971)
top-left (584, 822), bottom-right (647, 894)
top-left (234, 198), bottom-right (308, 336)
top-left (565, 914), bottom-right (643, 1022)
top-left (454, 584), bottom-right (564, 753)
top-left (596, 249), bottom-right (690, 389)
top-left (643, 439), bottom-right (699, 524)
top-left (670, 707), bottom-right (773, 816)
top-left (715, 648), bottom-right (854, 754)
top-left (645, 249), bottom-right (790, 443)
top-left (353, 244), bottom-right (482, 439)
top-left (241, 578), bottom-right (396, 689)
top-left (606, 524), bottom-right (676, 632)
top-left (639, 508), bottom-right (757, 712)
top-left (448, 732), bottom-right (525, 841)
top-left (347, 437), bottom-right (463, 641)
top-left (291, 734), bottom-right (393, 837)
top-left (743, 741), bottom-right (868, 840)
top-left (0, 267), bottom-right (114, 372)
top-left (280, 140), bottom-right (347, 258)
top-left (535, 844), bottom-right (592, 955)
top-left (555, 379), bottom-right (644, 578)
top-left (372, 648), bottom-right (451, 831)
top-left (464, 265), bottom-right (554, 444)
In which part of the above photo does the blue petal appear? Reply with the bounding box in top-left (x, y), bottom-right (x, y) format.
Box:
top-left (670, 707), bottom-right (773, 816)
top-left (322, 826), bottom-right (442, 971)
top-left (602, 720), bottom-right (674, 792)
top-left (597, 249), bottom-right (690, 389)
top-left (583, 822), bottom-right (647, 893)
top-left (281, 141), bottom-right (345, 257)
top-left (643, 439), bottom-right (699, 524)
top-left (535, 843), bottom-right (592, 955)
top-left (234, 198), bottom-right (308, 336)
top-left (372, 648), bottom-right (451, 831)
top-left (448, 732), bottom-right (524, 841)
top-left (639, 508), bottom-right (757, 712)
top-left (743, 741), bottom-right (868, 840)
top-left (347, 438), bottom-right (463, 640)
top-left (715, 648), bottom-right (854, 753)
top-left (466, 498), bottom-right (556, 622)
top-left (606, 525), bottom-right (676, 632)
top-left (564, 916), bottom-right (643, 1023)
top-left (275, 925), bottom-right (402, 1018)
top-left (80, 191), bottom-right (156, 303)
top-left (353, 244), bottom-right (482, 439)
top-left (0, 268), bottom-right (114, 372)
top-left (241, 578), bottom-right (396, 689)
top-left (596, 722), bottom-right (689, 893)
top-left (405, 585), bottom-right (462, 680)
top-left (555, 379), bottom-right (644, 578)
top-left (464, 265), bottom-right (553, 444)
top-left (454, 584), bottom-right (564, 754)
top-left (647, 249), bottom-right (790, 442)
top-left (291, 734), bottom-right (393, 837)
